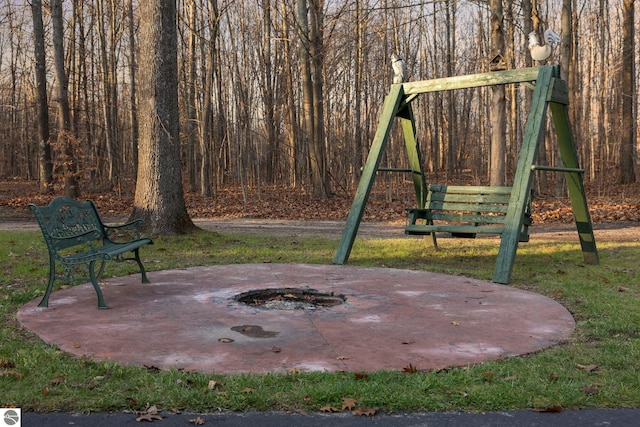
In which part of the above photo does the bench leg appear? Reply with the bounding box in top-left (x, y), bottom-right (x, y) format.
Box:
top-left (133, 248), bottom-right (150, 283)
top-left (95, 259), bottom-right (106, 282)
top-left (88, 260), bottom-right (108, 309)
top-left (38, 257), bottom-right (56, 308)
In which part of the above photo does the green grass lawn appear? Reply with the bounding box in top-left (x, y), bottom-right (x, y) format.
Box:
top-left (1, 228), bottom-right (639, 413)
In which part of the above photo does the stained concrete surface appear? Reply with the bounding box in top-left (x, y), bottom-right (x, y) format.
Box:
top-left (18, 263), bottom-right (574, 374)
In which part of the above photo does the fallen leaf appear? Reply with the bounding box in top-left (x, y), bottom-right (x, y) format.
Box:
top-left (503, 375), bottom-right (517, 382)
top-left (218, 338), bottom-right (234, 343)
top-left (401, 339), bottom-right (415, 345)
top-left (352, 407), bottom-right (376, 416)
top-left (241, 388), bottom-right (256, 394)
top-left (580, 384), bottom-right (599, 395)
top-left (143, 365), bottom-right (161, 372)
top-left (549, 373), bottom-right (560, 381)
top-left (188, 416), bottom-right (206, 425)
top-left (288, 368), bottom-right (302, 374)
top-left (271, 346), bottom-right (281, 353)
top-left (50, 374), bottom-right (66, 385)
top-left (455, 389), bottom-right (468, 397)
top-left (576, 363), bottom-right (599, 372)
top-left (135, 414), bottom-right (163, 422)
top-left (0, 360), bottom-right (17, 368)
top-left (354, 372), bottom-right (368, 380)
top-left (541, 405), bottom-right (563, 413)
top-left (451, 321), bottom-right (460, 326)
top-left (43, 386), bottom-right (49, 396)
top-left (71, 342), bottom-right (82, 348)
top-left (402, 363), bottom-right (418, 374)
top-left (207, 380), bottom-right (222, 390)
top-left (336, 355), bottom-right (349, 360)
top-left (0, 369), bottom-right (23, 378)
top-left (342, 397), bottom-right (357, 410)
top-left (320, 405), bottom-right (340, 413)
top-left (482, 371), bottom-right (494, 381)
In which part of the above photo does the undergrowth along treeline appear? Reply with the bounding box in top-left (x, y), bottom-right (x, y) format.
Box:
top-left (2, 179), bottom-right (640, 225)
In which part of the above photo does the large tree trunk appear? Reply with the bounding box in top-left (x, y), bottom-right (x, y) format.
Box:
top-left (51, 0), bottom-right (80, 197)
top-left (489, 0), bottom-right (506, 186)
top-left (131, 0), bottom-right (195, 234)
top-left (31, 0), bottom-right (53, 194)
top-left (619, 0), bottom-right (636, 183)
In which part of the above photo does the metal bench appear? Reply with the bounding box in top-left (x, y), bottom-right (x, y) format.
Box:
top-left (405, 184), bottom-right (532, 246)
top-left (29, 196), bottom-right (153, 309)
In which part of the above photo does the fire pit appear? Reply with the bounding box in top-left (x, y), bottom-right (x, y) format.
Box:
top-left (234, 288), bottom-right (346, 310)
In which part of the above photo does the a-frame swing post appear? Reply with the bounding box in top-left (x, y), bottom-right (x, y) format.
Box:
top-left (493, 66), bottom-right (598, 283)
top-left (397, 100), bottom-right (428, 210)
top-left (548, 93), bottom-right (599, 264)
top-left (333, 85), bottom-right (406, 264)
top-left (492, 67), bottom-right (556, 283)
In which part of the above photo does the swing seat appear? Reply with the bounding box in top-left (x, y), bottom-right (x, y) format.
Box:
top-left (405, 184), bottom-right (532, 244)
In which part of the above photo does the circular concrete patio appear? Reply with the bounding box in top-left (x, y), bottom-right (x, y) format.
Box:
top-left (18, 264), bottom-right (575, 374)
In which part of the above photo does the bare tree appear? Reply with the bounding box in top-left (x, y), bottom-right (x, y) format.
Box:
top-left (131, 0), bottom-right (195, 234)
top-left (30, 0), bottom-right (53, 194)
top-left (489, 0), bottom-right (506, 186)
top-left (184, 0), bottom-right (198, 193)
top-left (298, 0), bottom-right (329, 199)
top-left (51, 0), bottom-right (80, 197)
top-left (554, 0), bottom-right (572, 196)
top-left (619, 0), bottom-right (636, 183)
top-left (96, 0), bottom-right (122, 188)
top-left (127, 0), bottom-right (140, 182)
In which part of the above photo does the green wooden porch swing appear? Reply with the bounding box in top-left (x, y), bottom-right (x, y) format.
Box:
top-left (333, 65), bottom-right (599, 284)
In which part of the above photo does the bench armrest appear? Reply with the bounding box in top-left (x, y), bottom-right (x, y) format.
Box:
top-left (104, 219), bottom-right (145, 239)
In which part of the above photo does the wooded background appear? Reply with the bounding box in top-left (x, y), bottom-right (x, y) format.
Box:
top-left (0, 0), bottom-right (637, 202)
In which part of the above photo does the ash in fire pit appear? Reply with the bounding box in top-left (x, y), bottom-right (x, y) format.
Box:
top-left (235, 288), bottom-right (346, 310)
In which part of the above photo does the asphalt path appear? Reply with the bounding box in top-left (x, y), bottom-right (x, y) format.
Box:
top-left (20, 408), bottom-right (640, 426)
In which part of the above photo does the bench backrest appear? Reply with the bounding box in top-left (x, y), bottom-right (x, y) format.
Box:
top-left (29, 197), bottom-right (105, 252)
top-left (426, 184), bottom-right (512, 225)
